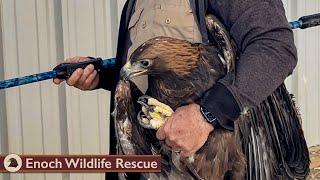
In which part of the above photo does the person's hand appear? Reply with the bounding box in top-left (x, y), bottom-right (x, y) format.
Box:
top-left (53, 56), bottom-right (99, 90)
top-left (156, 103), bottom-right (214, 158)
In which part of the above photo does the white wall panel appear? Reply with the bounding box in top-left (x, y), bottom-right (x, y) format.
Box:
top-left (60, 0), bottom-right (119, 180)
top-left (0, 2), bottom-right (9, 180)
top-left (0, 1), bottom-right (319, 180)
top-left (283, 0), bottom-right (320, 147)
top-left (293, 0), bottom-right (320, 147)
top-left (0, 0), bottom-right (120, 179)
top-left (1, 2), bottom-right (24, 180)
top-left (0, 0), bottom-right (66, 180)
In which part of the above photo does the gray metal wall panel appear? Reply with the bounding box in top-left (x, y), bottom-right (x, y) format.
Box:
top-left (283, 0), bottom-right (320, 147)
top-left (0, 1), bottom-right (319, 180)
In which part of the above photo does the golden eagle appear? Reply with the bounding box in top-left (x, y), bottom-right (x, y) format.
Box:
top-left (113, 15), bottom-right (310, 179)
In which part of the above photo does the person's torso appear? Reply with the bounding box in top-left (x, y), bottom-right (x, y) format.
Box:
top-left (127, 0), bottom-right (203, 91)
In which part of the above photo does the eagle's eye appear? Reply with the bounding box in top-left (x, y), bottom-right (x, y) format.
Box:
top-left (139, 59), bottom-right (152, 68)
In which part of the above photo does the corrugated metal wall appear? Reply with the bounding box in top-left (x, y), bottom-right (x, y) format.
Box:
top-left (0, 0), bottom-right (120, 180)
top-left (0, 0), bottom-right (319, 180)
top-left (283, 0), bottom-right (320, 147)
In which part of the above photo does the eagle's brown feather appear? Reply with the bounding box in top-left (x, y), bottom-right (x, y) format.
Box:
top-left (119, 36), bottom-right (246, 179)
top-left (114, 14), bottom-right (309, 180)
top-left (131, 37), bottom-right (200, 76)
top-left (131, 37), bottom-right (226, 109)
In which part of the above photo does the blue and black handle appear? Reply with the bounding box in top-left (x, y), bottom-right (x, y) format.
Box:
top-left (53, 57), bottom-right (115, 79)
top-left (0, 57), bottom-right (116, 90)
top-left (289, 13), bottom-right (320, 29)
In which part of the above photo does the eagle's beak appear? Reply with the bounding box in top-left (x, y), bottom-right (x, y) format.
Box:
top-left (120, 62), bottom-right (132, 80)
top-left (120, 61), bottom-right (148, 80)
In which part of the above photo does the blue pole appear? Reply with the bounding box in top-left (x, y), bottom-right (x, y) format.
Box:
top-left (0, 58), bottom-right (116, 90)
top-left (0, 71), bottom-right (57, 89)
top-left (289, 13), bottom-right (320, 29)
top-left (289, 20), bottom-right (304, 29)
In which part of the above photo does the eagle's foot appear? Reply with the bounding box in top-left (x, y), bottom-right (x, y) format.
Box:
top-left (137, 95), bottom-right (173, 130)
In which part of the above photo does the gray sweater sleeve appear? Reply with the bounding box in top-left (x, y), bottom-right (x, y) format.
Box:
top-left (208, 0), bottom-right (297, 109)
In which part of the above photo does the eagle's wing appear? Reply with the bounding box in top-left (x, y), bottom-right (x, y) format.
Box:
top-left (238, 84), bottom-right (310, 180)
top-left (114, 81), bottom-right (176, 180)
top-left (205, 14), bottom-right (237, 74)
top-left (114, 80), bottom-right (156, 180)
top-left (205, 14), bottom-right (310, 179)
top-left (113, 80), bottom-right (153, 155)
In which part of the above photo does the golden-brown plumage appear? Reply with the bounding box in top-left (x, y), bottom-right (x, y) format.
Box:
top-left (114, 15), bottom-right (309, 180)
top-left (128, 37), bottom-right (226, 109)
top-left (117, 32), bottom-right (246, 180)
top-left (130, 38), bottom-right (201, 76)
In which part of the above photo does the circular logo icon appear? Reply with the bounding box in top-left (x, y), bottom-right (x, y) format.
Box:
top-left (4, 154), bottom-right (22, 172)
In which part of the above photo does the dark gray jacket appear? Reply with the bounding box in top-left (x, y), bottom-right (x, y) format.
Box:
top-left (100, 0), bottom-right (297, 150)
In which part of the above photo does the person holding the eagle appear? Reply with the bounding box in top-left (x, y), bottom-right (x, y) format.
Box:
top-left (54, 0), bottom-right (310, 179)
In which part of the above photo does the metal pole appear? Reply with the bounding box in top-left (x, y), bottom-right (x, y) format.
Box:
top-left (289, 13), bottom-right (320, 29)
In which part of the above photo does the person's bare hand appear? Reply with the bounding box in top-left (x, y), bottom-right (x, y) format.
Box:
top-left (156, 104), bottom-right (214, 158)
top-left (53, 56), bottom-right (99, 90)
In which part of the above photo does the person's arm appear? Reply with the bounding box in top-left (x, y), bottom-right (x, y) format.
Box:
top-left (97, 0), bottom-right (132, 92)
top-left (201, 0), bottom-right (298, 130)
top-left (96, 65), bottom-right (121, 91)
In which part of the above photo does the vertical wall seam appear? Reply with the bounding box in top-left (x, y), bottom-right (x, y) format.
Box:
top-left (34, 0), bottom-right (46, 158)
top-left (92, 0), bottom-right (102, 154)
top-left (55, 0), bottom-right (69, 179)
top-left (111, 0), bottom-right (119, 55)
top-left (13, 0), bottom-right (25, 179)
top-left (54, 0), bottom-right (69, 156)
top-left (72, 0), bottom-right (83, 155)
top-left (0, 0), bottom-right (9, 159)
top-left (290, 0), bottom-right (299, 95)
top-left (302, 1), bottom-right (308, 140)
top-left (315, 0), bottom-right (320, 142)
top-left (65, 0), bottom-right (73, 153)
top-left (13, 0), bottom-right (24, 154)
top-left (103, 1), bottom-right (109, 56)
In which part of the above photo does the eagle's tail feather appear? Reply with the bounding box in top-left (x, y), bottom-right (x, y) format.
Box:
top-left (193, 129), bottom-right (246, 180)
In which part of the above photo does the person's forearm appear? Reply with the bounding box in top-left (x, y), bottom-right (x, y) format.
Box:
top-left (219, 29), bottom-right (297, 109)
top-left (214, 0), bottom-right (297, 109)
top-left (201, 0), bottom-right (298, 130)
top-left (201, 83), bottom-right (240, 131)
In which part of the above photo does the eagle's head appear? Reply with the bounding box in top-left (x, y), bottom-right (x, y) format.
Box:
top-left (120, 37), bottom-right (201, 80)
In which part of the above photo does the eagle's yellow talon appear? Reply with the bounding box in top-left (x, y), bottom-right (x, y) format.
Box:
top-left (142, 106), bottom-right (148, 114)
top-left (150, 118), bottom-right (166, 130)
top-left (149, 111), bottom-right (163, 119)
top-left (147, 98), bottom-right (174, 113)
top-left (142, 118), bottom-right (150, 125)
top-left (138, 96), bottom-right (173, 129)
top-left (154, 106), bottom-right (173, 117)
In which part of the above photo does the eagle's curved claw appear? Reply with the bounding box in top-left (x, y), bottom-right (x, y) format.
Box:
top-left (138, 95), bottom-right (174, 116)
top-left (137, 111), bottom-right (154, 129)
top-left (137, 95), bottom-right (173, 130)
